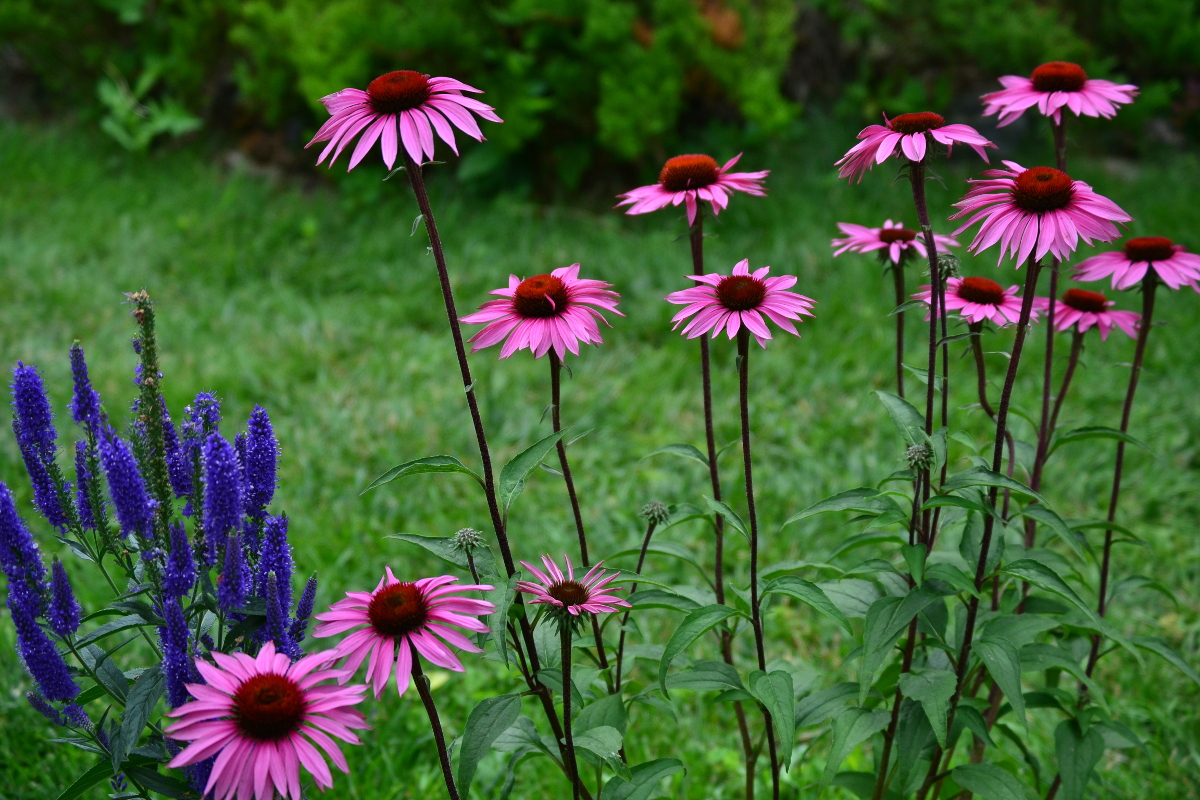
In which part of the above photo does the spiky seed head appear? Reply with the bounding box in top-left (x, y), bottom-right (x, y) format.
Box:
top-left (905, 444), bottom-right (934, 471)
top-left (452, 528), bottom-right (485, 553)
top-left (639, 501), bottom-right (670, 526)
top-left (936, 251), bottom-right (962, 280)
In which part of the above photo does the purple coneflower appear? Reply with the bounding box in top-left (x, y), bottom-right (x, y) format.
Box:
top-left (831, 219), bottom-right (959, 265)
top-left (1037, 289), bottom-right (1140, 340)
top-left (616, 153), bottom-right (768, 225)
top-left (516, 555), bottom-right (628, 617)
top-left (836, 112), bottom-right (994, 183)
top-left (665, 259), bottom-right (815, 347)
top-left (913, 276), bottom-right (1033, 327)
top-left (1073, 236), bottom-right (1200, 291)
top-left (982, 62), bottom-right (1137, 127)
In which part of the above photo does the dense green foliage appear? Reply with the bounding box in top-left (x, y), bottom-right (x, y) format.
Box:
top-left (1, 122), bottom-right (1197, 798)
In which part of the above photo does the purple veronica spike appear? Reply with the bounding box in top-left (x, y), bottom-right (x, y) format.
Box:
top-left (11, 363), bottom-right (57, 457)
top-left (159, 595), bottom-right (192, 707)
top-left (68, 344), bottom-right (102, 432)
top-left (264, 571), bottom-right (301, 659)
top-left (27, 691), bottom-right (67, 726)
top-left (14, 421), bottom-right (67, 531)
top-left (163, 522), bottom-right (195, 598)
top-left (73, 442), bottom-right (98, 531)
top-left (202, 432), bottom-right (242, 548)
top-left (99, 426), bottom-right (154, 540)
top-left (216, 530), bottom-right (249, 612)
top-left (63, 702), bottom-right (90, 728)
top-left (161, 399), bottom-right (190, 499)
top-left (47, 560), bottom-right (81, 637)
top-left (289, 574), bottom-right (317, 643)
top-left (257, 514), bottom-right (292, 607)
top-left (243, 406), bottom-right (277, 518)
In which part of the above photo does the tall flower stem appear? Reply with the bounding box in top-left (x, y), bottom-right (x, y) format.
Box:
top-left (549, 353), bottom-right (611, 673)
top-left (1049, 330), bottom-right (1085, 432)
top-left (736, 329), bottom-right (780, 800)
top-left (613, 517), bottom-right (657, 691)
top-left (918, 259), bottom-right (1043, 800)
top-left (404, 156), bottom-right (569, 767)
top-left (890, 260), bottom-right (907, 398)
top-left (560, 623), bottom-right (582, 800)
top-left (411, 650), bottom-right (461, 800)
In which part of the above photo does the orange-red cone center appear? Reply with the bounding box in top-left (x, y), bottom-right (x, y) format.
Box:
top-left (659, 155), bottom-right (720, 192)
top-left (368, 71), bottom-right (432, 115)
top-left (548, 580), bottom-right (589, 607)
top-left (879, 227), bottom-right (917, 244)
top-left (233, 674), bottom-right (306, 741)
top-left (1061, 288), bottom-right (1109, 313)
top-left (1123, 236), bottom-right (1175, 262)
top-left (956, 277), bottom-right (1006, 305)
top-left (716, 275), bottom-right (767, 311)
top-left (368, 582), bottom-right (429, 637)
top-left (513, 275), bottom-right (569, 318)
top-left (888, 112), bottom-right (945, 134)
top-left (1012, 167), bottom-right (1075, 212)
top-left (1031, 62), bottom-right (1088, 93)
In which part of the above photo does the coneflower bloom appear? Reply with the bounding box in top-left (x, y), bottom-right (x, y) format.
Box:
top-left (665, 259), bottom-right (815, 347)
top-left (517, 555), bottom-right (628, 617)
top-left (982, 62), bottom-right (1138, 127)
top-left (461, 264), bottom-right (623, 360)
top-left (831, 219), bottom-right (960, 265)
top-left (306, 71), bottom-right (502, 170)
top-left (913, 277), bottom-right (1033, 326)
top-left (950, 161), bottom-right (1131, 266)
top-left (313, 569), bottom-right (494, 699)
top-left (1036, 289), bottom-right (1140, 340)
top-left (616, 153), bottom-right (768, 225)
top-left (165, 642), bottom-right (368, 800)
top-left (1072, 237), bottom-right (1200, 291)
top-left (835, 113), bottom-right (995, 183)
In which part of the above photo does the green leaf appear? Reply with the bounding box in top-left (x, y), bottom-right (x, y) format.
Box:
top-left (642, 443), bottom-right (709, 468)
top-left (890, 299), bottom-right (929, 316)
top-left (457, 694), bottom-right (523, 798)
top-left (951, 764), bottom-right (1024, 800)
top-left (859, 587), bottom-right (943, 703)
top-left (498, 430), bottom-right (569, 513)
top-left (607, 541), bottom-right (712, 586)
top-left (826, 530), bottom-right (906, 562)
top-left (386, 533), bottom-right (498, 578)
top-left (942, 466), bottom-right (1048, 505)
top-left (819, 579), bottom-right (882, 620)
top-left (122, 766), bottom-right (191, 799)
top-left (576, 726), bottom-right (629, 780)
top-left (921, 494), bottom-right (997, 517)
top-left (666, 660), bottom-right (744, 693)
top-left (875, 391), bottom-right (926, 445)
top-left (762, 576), bottom-right (853, 634)
top-left (704, 496), bottom-right (748, 541)
top-left (1109, 575), bottom-right (1178, 608)
top-left (924, 563), bottom-right (978, 597)
top-left (492, 716), bottom-right (556, 760)
top-left (794, 682), bottom-right (859, 729)
top-left (748, 670), bottom-right (796, 769)
top-left (981, 614), bottom-right (1060, 648)
top-left (898, 669), bottom-right (956, 748)
top-left (1019, 644), bottom-right (1104, 704)
top-left (600, 758), bottom-right (684, 800)
top-left (783, 488), bottom-right (904, 528)
top-left (1000, 560), bottom-right (1100, 625)
top-left (953, 705), bottom-right (996, 749)
top-left (575, 693), bottom-right (627, 735)
top-left (1048, 426), bottom-right (1146, 456)
top-left (112, 665), bottom-right (162, 772)
top-left (958, 510), bottom-right (1003, 582)
top-left (81, 645), bottom-right (129, 703)
top-left (1055, 719), bottom-right (1105, 800)
top-left (659, 605), bottom-right (741, 695)
top-left (1133, 637), bottom-right (1200, 686)
top-left (820, 707), bottom-right (891, 788)
top-left (485, 573), bottom-right (519, 667)
top-left (54, 760), bottom-right (112, 800)
top-left (361, 455), bottom-right (482, 494)
top-left (1018, 504), bottom-right (1090, 561)
top-left (975, 637), bottom-right (1027, 734)
top-left (901, 544), bottom-right (926, 585)
top-left (628, 588), bottom-right (701, 613)
top-left (74, 615), bottom-right (149, 649)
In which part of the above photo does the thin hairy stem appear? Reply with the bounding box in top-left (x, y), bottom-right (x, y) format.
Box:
top-left (891, 260), bottom-right (907, 398)
top-left (1026, 263), bottom-right (1060, 550)
top-left (561, 623), bottom-right (582, 800)
top-left (1049, 331), bottom-right (1085, 432)
top-left (614, 518), bottom-right (657, 690)
top-left (411, 651), bottom-right (462, 800)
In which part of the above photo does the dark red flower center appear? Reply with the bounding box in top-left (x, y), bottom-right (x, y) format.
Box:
top-left (878, 227), bottom-right (917, 244)
top-left (367, 71), bottom-right (432, 115)
top-left (1012, 167), bottom-right (1075, 212)
top-left (233, 673), bottom-right (306, 741)
top-left (1031, 62), bottom-right (1088, 93)
top-left (888, 112), bottom-right (945, 134)
top-left (513, 275), bottom-right (569, 318)
top-left (956, 277), bottom-right (1006, 305)
top-left (1061, 288), bottom-right (1109, 313)
top-left (659, 154), bottom-right (720, 192)
top-left (367, 582), bottom-right (429, 637)
top-left (1123, 236), bottom-right (1175, 262)
top-left (548, 580), bottom-right (590, 607)
top-left (716, 275), bottom-right (767, 311)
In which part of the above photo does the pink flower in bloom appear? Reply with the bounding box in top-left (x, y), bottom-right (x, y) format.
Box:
top-left (665, 259), bottom-right (815, 348)
top-left (164, 642), bottom-right (369, 800)
top-left (517, 555), bottom-right (628, 617)
top-left (1035, 289), bottom-right (1140, 340)
top-left (461, 264), bottom-right (623, 360)
top-left (913, 276), bottom-right (1034, 326)
top-left (1072, 236), bottom-right (1200, 291)
top-left (306, 70), bottom-right (502, 170)
top-left (950, 161), bottom-right (1131, 266)
top-left (616, 153), bottom-right (768, 226)
top-left (831, 219), bottom-right (960, 265)
top-left (982, 62), bottom-right (1138, 127)
top-left (313, 570), bottom-right (494, 699)
top-left (836, 112), bottom-right (995, 183)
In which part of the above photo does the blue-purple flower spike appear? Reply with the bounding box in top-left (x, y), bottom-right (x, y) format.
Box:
top-left (99, 426), bottom-right (154, 540)
top-left (74, 442), bottom-right (97, 531)
top-left (264, 572), bottom-right (301, 659)
top-left (163, 522), bottom-right (195, 598)
top-left (13, 421), bottom-right (68, 531)
top-left (161, 398), bottom-right (191, 499)
top-left (217, 531), bottom-right (249, 612)
top-left (244, 406), bottom-right (277, 519)
top-left (290, 574), bottom-right (317, 644)
top-left (160, 596), bottom-right (192, 707)
top-left (48, 560), bottom-right (82, 638)
top-left (202, 432), bottom-right (242, 551)
top-left (257, 514), bottom-right (293, 606)
top-left (11, 363), bottom-right (57, 457)
top-left (68, 344), bottom-right (102, 433)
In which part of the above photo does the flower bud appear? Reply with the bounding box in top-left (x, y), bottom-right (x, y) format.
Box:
top-left (905, 443), bottom-right (934, 471)
top-left (639, 501), bottom-right (670, 526)
top-left (936, 251), bottom-right (962, 280)
top-left (453, 527), bottom-right (485, 553)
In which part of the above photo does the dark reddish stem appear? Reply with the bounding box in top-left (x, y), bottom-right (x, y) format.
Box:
top-left (1049, 330), bottom-right (1085, 432)
top-left (560, 623), bottom-right (582, 800)
top-left (411, 650), bottom-right (462, 800)
top-left (890, 260), bottom-right (907, 398)
top-left (613, 517), bottom-right (657, 691)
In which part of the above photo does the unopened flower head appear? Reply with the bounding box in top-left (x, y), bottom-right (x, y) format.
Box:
top-left (617, 153), bottom-right (768, 226)
top-left (640, 501), bottom-right (670, 526)
top-left (936, 251), bottom-right (962, 280)
top-left (905, 444), bottom-right (934, 471)
top-left (1073, 237), bottom-right (1200, 291)
top-left (836, 112), bottom-right (995, 183)
top-left (982, 62), bottom-right (1137, 127)
top-left (452, 527), bottom-right (486, 553)
top-left (831, 220), bottom-right (959, 267)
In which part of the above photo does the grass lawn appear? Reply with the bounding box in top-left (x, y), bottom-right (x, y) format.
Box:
top-left (0, 120), bottom-right (1197, 799)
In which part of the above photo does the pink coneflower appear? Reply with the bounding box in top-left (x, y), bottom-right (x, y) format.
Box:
top-left (831, 219), bottom-right (960, 265)
top-left (982, 62), bottom-right (1138, 128)
top-left (460, 264), bottom-right (623, 360)
top-left (913, 276), bottom-right (1034, 326)
top-left (164, 642), bottom-right (369, 800)
top-left (516, 555), bottom-right (628, 617)
top-left (1035, 289), bottom-right (1140, 340)
top-left (616, 153), bottom-right (768, 225)
top-left (1072, 236), bottom-right (1200, 291)
top-left (312, 569), bottom-right (494, 699)
top-left (835, 112), bottom-right (995, 183)
top-left (950, 161), bottom-right (1131, 266)
top-left (665, 259), bottom-right (815, 348)
top-left (306, 71), bottom-right (502, 170)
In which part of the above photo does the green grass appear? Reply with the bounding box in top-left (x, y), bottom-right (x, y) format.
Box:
top-left (0, 120), bottom-right (1198, 800)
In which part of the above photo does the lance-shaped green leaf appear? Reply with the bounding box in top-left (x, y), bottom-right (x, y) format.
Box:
top-left (628, 588), bottom-right (701, 613)
top-left (1017, 504), bottom-right (1090, 561)
top-left (763, 576), bottom-right (853, 634)
top-left (642, 443), bottom-right (709, 468)
top-left (361, 455), bottom-right (483, 495)
top-left (794, 682), bottom-right (859, 728)
top-left (607, 540), bottom-right (713, 587)
top-left (575, 725), bottom-right (629, 781)
top-left (783, 488), bottom-right (904, 528)
top-left (575, 693), bottom-right (627, 735)
top-left (658, 605), bottom-right (742, 695)
top-left (942, 466), bottom-right (1048, 505)
top-left (898, 669), bottom-right (956, 748)
top-left (748, 670), bottom-right (795, 769)
top-left (112, 665), bottom-right (163, 772)
top-left (859, 587), bottom-right (944, 703)
top-left (666, 660), bottom-right (745, 693)
top-left (498, 430), bottom-right (569, 513)
top-left (485, 573), bottom-right (519, 666)
top-left (974, 637), bottom-right (1027, 733)
top-left (704, 496), bottom-right (748, 541)
top-left (1048, 425), bottom-right (1146, 456)
top-left (56, 761), bottom-right (122, 800)
top-left (1000, 560), bottom-right (1099, 625)
top-left (951, 764), bottom-right (1024, 800)
top-left (74, 615), bottom-right (150, 649)
top-left (1020, 644), bottom-right (1105, 705)
top-left (874, 390), bottom-right (926, 445)
top-left (1055, 719), bottom-right (1105, 800)
top-left (820, 707), bottom-right (890, 788)
top-left (1133, 637), bottom-right (1200, 686)
top-left (600, 758), bottom-right (685, 800)
top-left (386, 533), bottom-right (498, 577)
